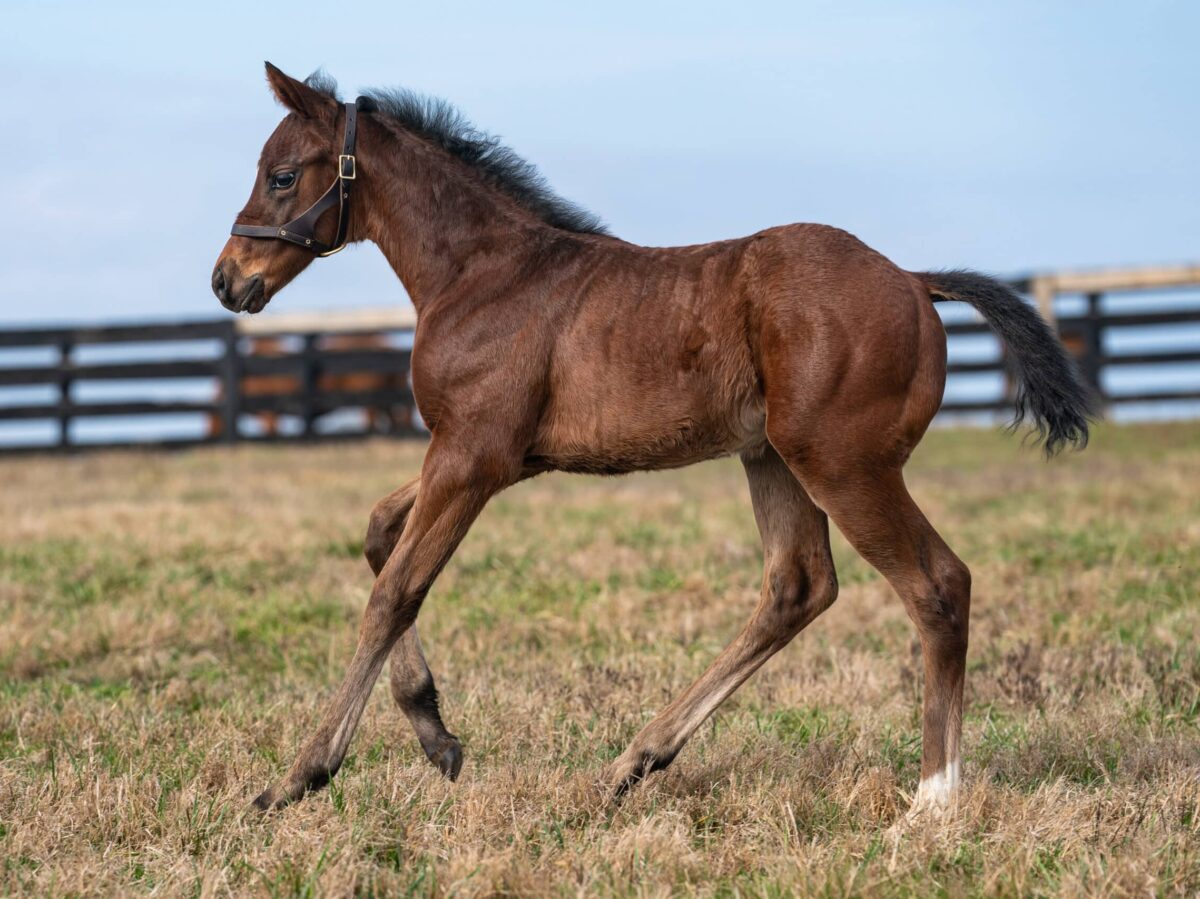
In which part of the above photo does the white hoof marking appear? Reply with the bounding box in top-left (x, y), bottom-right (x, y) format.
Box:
top-left (913, 759), bottom-right (960, 811)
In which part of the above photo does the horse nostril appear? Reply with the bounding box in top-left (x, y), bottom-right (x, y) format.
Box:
top-left (212, 267), bottom-right (227, 299)
top-left (240, 275), bottom-right (265, 313)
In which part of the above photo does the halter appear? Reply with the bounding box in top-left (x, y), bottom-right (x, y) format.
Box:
top-left (231, 100), bottom-right (360, 256)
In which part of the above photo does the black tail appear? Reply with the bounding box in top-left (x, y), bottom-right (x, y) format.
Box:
top-left (918, 269), bottom-right (1095, 456)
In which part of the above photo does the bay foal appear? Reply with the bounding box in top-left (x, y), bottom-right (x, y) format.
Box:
top-left (212, 65), bottom-right (1092, 813)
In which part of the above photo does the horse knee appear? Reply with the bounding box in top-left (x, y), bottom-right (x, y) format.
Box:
top-left (765, 557), bottom-right (839, 635)
top-left (364, 499), bottom-right (404, 575)
top-left (939, 556), bottom-right (971, 603)
top-left (811, 567), bottom-right (840, 616)
top-left (913, 554), bottom-right (971, 650)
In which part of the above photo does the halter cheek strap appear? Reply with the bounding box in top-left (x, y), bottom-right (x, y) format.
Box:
top-left (231, 100), bottom-right (360, 257)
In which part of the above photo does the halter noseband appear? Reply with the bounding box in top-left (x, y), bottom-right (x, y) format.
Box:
top-left (231, 100), bottom-right (360, 257)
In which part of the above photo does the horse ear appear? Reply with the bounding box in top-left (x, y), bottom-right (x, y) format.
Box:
top-left (263, 61), bottom-right (335, 122)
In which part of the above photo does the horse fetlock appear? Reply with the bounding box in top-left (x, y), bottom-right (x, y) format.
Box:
top-left (251, 762), bottom-right (337, 812)
top-left (607, 744), bottom-right (679, 799)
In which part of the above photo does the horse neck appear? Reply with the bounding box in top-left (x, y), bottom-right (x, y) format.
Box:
top-left (355, 118), bottom-right (556, 314)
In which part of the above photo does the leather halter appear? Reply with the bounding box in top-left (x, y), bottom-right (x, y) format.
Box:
top-left (231, 100), bottom-right (360, 256)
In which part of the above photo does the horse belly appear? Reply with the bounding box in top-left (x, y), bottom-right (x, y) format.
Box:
top-left (530, 368), bottom-right (763, 475)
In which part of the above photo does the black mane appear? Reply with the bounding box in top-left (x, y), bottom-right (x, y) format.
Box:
top-left (305, 72), bottom-right (609, 236)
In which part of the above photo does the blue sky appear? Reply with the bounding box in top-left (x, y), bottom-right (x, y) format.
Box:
top-left (2, 0), bottom-right (1197, 325)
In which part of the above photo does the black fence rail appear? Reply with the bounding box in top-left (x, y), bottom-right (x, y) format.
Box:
top-left (1, 272), bottom-right (1198, 453)
top-left (0, 317), bottom-right (418, 453)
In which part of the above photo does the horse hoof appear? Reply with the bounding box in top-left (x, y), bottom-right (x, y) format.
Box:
top-left (250, 786), bottom-right (283, 813)
top-left (428, 739), bottom-right (464, 780)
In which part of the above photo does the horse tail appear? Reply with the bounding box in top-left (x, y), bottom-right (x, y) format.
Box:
top-left (916, 269), bottom-right (1095, 455)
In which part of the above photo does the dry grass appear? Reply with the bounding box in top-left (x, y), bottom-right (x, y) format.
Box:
top-left (1, 421), bottom-right (1198, 897)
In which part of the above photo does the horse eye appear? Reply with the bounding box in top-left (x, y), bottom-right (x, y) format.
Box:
top-left (270, 171), bottom-right (296, 190)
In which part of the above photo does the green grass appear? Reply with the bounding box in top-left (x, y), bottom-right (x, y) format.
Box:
top-left (0, 421), bottom-right (1198, 896)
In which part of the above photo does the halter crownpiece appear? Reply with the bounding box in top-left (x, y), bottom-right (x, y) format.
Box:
top-left (231, 100), bottom-right (360, 257)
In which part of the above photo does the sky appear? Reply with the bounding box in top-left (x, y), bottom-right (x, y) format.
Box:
top-left (1, 0), bottom-right (1198, 326)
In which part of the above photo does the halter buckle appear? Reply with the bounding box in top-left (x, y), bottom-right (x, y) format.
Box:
top-left (339, 155), bottom-right (357, 180)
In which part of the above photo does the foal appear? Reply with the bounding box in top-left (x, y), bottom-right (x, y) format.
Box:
top-left (212, 64), bottom-right (1092, 813)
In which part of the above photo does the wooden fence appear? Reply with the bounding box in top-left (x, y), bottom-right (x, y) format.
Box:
top-left (1, 268), bottom-right (1198, 453)
top-left (0, 313), bottom-right (418, 453)
top-left (941, 272), bottom-right (1200, 414)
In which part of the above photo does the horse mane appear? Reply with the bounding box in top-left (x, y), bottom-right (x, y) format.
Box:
top-left (304, 71), bottom-right (610, 236)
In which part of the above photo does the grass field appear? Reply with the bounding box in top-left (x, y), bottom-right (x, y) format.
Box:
top-left (1, 421), bottom-right (1198, 896)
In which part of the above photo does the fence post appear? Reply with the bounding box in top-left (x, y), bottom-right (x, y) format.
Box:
top-left (218, 322), bottom-right (240, 443)
top-left (1031, 275), bottom-right (1057, 326)
top-left (399, 352), bottom-right (417, 435)
top-left (57, 337), bottom-right (74, 451)
top-left (1083, 291), bottom-right (1104, 403)
top-left (301, 333), bottom-right (319, 437)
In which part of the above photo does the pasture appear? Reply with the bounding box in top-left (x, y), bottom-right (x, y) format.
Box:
top-left (0, 421), bottom-right (1197, 896)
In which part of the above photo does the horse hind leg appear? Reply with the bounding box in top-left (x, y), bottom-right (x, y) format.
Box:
top-left (364, 477), bottom-right (463, 779)
top-left (783, 451), bottom-right (970, 815)
top-left (605, 444), bottom-right (838, 796)
top-left (757, 269), bottom-right (968, 814)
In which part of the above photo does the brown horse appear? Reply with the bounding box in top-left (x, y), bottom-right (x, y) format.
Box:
top-left (212, 64), bottom-right (1091, 814)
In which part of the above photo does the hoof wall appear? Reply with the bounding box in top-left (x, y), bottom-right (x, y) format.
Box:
top-left (428, 739), bottom-right (464, 780)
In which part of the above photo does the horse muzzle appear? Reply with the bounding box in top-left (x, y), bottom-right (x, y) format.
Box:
top-left (212, 263), bottom-right (268, 314)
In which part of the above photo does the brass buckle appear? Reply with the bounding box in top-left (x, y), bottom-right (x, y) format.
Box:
top-left (338, 155), bottom-right (357, 180)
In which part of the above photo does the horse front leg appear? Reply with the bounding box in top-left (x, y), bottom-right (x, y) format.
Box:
top-left (252, 440), bottom-right (516, 810)
top-left (364, 477), bottom-right (462, 779)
